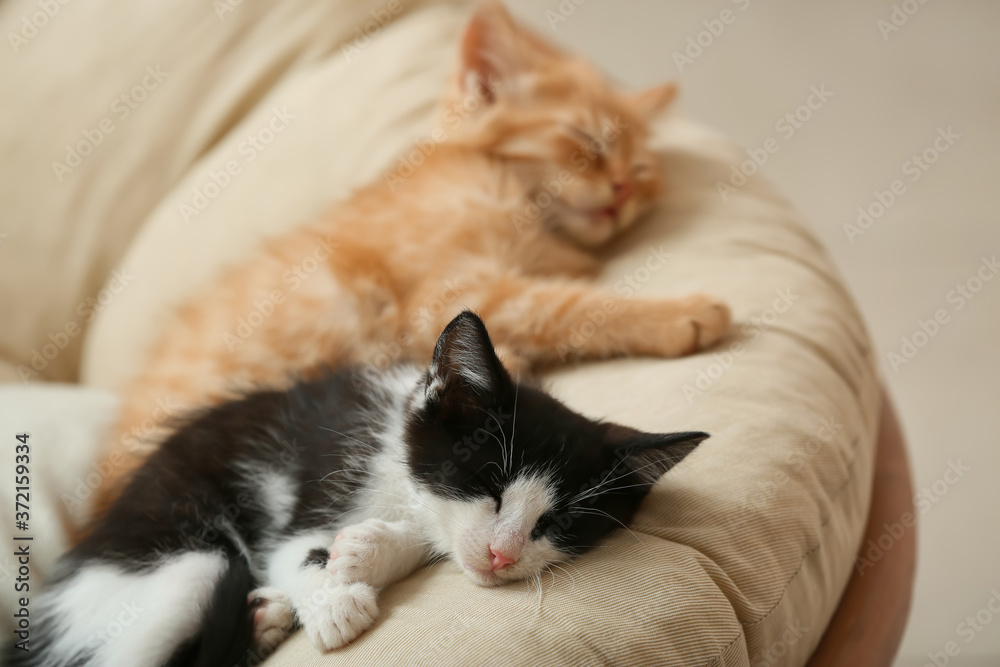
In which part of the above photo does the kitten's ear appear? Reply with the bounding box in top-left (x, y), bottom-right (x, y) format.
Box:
top-left (630, 82), bottom-right (678, 120)
top-left (457, 0), bottom-right (559, 102)
top-left (425, 311), bottom-right (512, 418)
top-left (606, 425), bottom-right (708, 485)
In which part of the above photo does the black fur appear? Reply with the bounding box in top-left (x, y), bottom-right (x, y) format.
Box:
top-left (302, 549), bottom-right (330, 568)
top-left (166, 558), bottom-right (254, 667)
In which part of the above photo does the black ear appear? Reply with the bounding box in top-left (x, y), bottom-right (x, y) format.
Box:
top-left (425, 311), bottom-right (512, 419)
top-left (606, 425), bottom-right (709, 485)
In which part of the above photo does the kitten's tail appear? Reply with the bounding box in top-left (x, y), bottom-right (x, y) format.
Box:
top-left (175, 554), bottom-right (257, 667)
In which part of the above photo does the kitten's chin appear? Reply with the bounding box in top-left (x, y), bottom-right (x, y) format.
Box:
top-left (551, 199), bottom-right (648, 247)
top-left (461, 562), bottom-right (542, 587)
top-left (461, 563), bottom-right (506, 587)
top-left (547, 208), bottom-right (618, 247)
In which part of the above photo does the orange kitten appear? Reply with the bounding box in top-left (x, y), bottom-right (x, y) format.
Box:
top-left (93, 1), bottom-right (729, 514)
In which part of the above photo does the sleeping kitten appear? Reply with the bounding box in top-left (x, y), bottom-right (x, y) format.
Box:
top-left (94, 0), bottom-right (728, 515)
top-left (15, 313), bottom-right (707, 665)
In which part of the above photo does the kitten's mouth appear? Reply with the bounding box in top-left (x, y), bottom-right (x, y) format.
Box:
top-left (593, 204), bottom-right (620, 223)
top-left (554, 199), bottom-right (618, 225)
top-left (585, 202), bottom-right (631, 230)
top-left (589, 182), bottom-right (636, 226)
top-left (590, 195), bottom-right (639, 225)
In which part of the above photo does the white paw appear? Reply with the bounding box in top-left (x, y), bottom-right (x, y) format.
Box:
top-left (328, 519), bottom-right (390, 585)
top-left (301, 582), bottom-right (379, 650)
top-left (248, 587), bottom-right (295, 651)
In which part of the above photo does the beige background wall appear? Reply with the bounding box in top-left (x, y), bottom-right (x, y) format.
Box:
top-left (504, 0), bottom-right (999, 664)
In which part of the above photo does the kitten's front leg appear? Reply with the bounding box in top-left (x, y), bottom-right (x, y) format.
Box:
top-left (472, 278), bottom-right (731, 364)
top-left (266, 524), bottom-right (430, 651)
top-left (328, 518), bottom-right (431, 589)
top-left (298, 518), bottom-right (430, 650)
top-left (266, 532), bottom-right (379, 650)
top-left (297, 577), bottom-right (380, 650)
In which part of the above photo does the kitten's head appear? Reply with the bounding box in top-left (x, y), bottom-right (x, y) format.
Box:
top-left (443, 1), bottom-right (677, 247)
top-left (404, 312), bottom-right (706, 586)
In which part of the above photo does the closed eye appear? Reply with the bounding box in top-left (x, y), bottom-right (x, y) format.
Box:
top-left (566, 126), bottom-right (613, 172)
top-left (530, 511), bottom-right (556, 540)
top-left (565, 125), bottom-right (596, 144)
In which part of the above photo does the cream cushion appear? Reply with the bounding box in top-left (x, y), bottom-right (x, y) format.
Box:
top-left (0, 0), bottom-right (879, 665)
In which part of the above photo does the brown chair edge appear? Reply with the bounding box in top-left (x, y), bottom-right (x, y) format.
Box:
top-left (806, 388), bottom-right (917, 666)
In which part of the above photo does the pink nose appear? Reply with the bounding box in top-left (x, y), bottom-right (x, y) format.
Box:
top-left (612, 181), bottom-right (633, 206)
top-left (489, 546), bottom-right (516, 570)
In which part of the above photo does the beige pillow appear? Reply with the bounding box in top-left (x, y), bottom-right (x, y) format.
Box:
top-left (69, 2), bottom-right (878, 665)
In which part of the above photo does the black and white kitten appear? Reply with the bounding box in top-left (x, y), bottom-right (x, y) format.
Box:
top-left (12, 312), bottom-right (707, 666)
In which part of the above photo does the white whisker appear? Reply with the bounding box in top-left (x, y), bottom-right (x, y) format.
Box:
top-left (570, 507), bottom-right (641, 543)
top-left (509, 376), bottom-right (520, 477)
top-left (317, 425), bottom-right (380, 451)
top-left (547, 562), bottom-right (578, 590)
